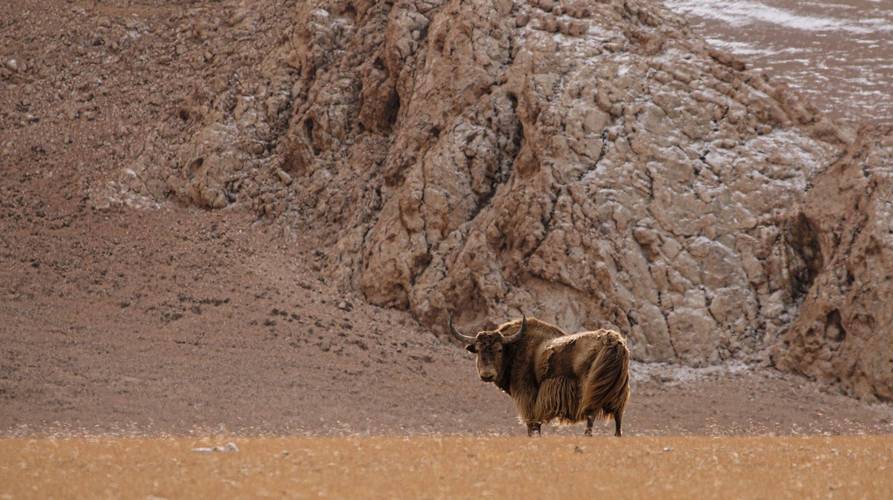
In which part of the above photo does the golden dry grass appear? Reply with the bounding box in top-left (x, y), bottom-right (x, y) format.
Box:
top-left (2, 436), bottom-right (891, 499)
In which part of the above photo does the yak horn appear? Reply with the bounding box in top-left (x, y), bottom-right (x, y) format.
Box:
top-left (503, 313), bottom-right (528, 343)
top-left (448, 313), bottom-right (475, 342)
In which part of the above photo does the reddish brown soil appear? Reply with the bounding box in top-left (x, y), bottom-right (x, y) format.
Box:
top-left (2, 186), bottom-right (892, 437)
top-left (1, 1), bottom-right (892, 439)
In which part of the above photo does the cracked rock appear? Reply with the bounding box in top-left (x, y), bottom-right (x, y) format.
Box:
top-left (108, 0), bottom-right (889, 400)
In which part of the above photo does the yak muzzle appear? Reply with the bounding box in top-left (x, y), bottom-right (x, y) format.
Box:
top-left (479, 373), bottom-right (496, 382)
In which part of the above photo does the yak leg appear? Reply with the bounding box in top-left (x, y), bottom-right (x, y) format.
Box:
top-left (584, 415), bottom-right (594, 436)
top-left (526, 422), bottom-right (542, 437)
top-left (613, 410), bottom-right (622, 437)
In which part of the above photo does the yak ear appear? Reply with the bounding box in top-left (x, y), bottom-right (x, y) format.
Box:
top-left (465, 344), bottom-right (477, 353)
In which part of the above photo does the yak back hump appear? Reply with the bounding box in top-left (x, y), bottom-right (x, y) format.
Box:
top-left (538, 329), bottom-right (621, 381)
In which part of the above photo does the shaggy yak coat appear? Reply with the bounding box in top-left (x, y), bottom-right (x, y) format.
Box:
top-left (467, 317), bottom-right (630, 436)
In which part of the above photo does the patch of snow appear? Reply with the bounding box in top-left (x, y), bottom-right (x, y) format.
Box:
top-left (630, 360), bottom-right (752, 385)
top-left (704, 38), bottom-right (766, 56)
top-left (664, 0), bottom-right (893, 34)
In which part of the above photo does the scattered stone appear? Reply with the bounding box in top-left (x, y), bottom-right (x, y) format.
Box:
top-left (540, 16), bottom-right (558, 33)
top-left (275, 168), bottom-right (292, 185)
top-left (558, 21), bottom-right (571, 35)
top-left (192, 442), bottom-right (239, 453)
top-left (708, 48), bottom-right (746, 71)
top-left (567, 21), bottom-right (588, 37)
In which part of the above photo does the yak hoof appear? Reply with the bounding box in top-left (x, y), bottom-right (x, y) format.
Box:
top-left (584, 428), bottom-right (592, 437)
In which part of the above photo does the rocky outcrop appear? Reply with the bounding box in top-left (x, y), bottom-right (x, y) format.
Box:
top-left (109, 0), bottom-right (889, 398)
top-left (774, 127), bottom-right (893, 401)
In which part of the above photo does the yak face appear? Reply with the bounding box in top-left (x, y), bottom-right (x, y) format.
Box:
top-left (449, 314), bottom-right (527, 384)
top-left (466, 332), bottom-right (505, 382)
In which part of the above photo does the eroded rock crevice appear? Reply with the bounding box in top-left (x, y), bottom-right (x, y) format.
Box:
top-left (774, 126), bottom-right (893, 402)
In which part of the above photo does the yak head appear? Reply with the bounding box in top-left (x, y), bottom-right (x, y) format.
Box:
top-left (448, 314), bottom-right (527, 383)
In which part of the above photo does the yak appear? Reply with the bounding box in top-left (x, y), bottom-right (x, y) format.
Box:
top-left (449, 314), bottom-right (630, 437)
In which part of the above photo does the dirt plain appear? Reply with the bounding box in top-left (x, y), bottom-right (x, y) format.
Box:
top-left (3, 205), bottom-right (892, 438)
top-left (3, 436), bottom-right (893, 499)
top-left (2, 0), bottom-right (893, 498)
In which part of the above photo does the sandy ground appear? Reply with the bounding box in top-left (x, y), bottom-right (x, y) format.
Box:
top-left (2, 436), bottom-right (892, 499)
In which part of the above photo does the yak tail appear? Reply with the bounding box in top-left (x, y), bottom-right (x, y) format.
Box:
top-left (576, 334), bottom-right (630, 422)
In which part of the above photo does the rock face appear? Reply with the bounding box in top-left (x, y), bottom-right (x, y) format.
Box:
top-left (112, 0), bottom-right (889, 399)
top-left (774, 128), bottom-right (893, 401)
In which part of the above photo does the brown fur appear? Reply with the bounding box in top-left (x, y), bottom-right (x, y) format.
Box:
top-left (463, 317), bottom-right (630, 436)
top-left (534, 377), bottom-right (579, 424)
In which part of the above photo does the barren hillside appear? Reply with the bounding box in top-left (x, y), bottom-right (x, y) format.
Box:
top-left (88, 0), bottom-right (891, 398)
